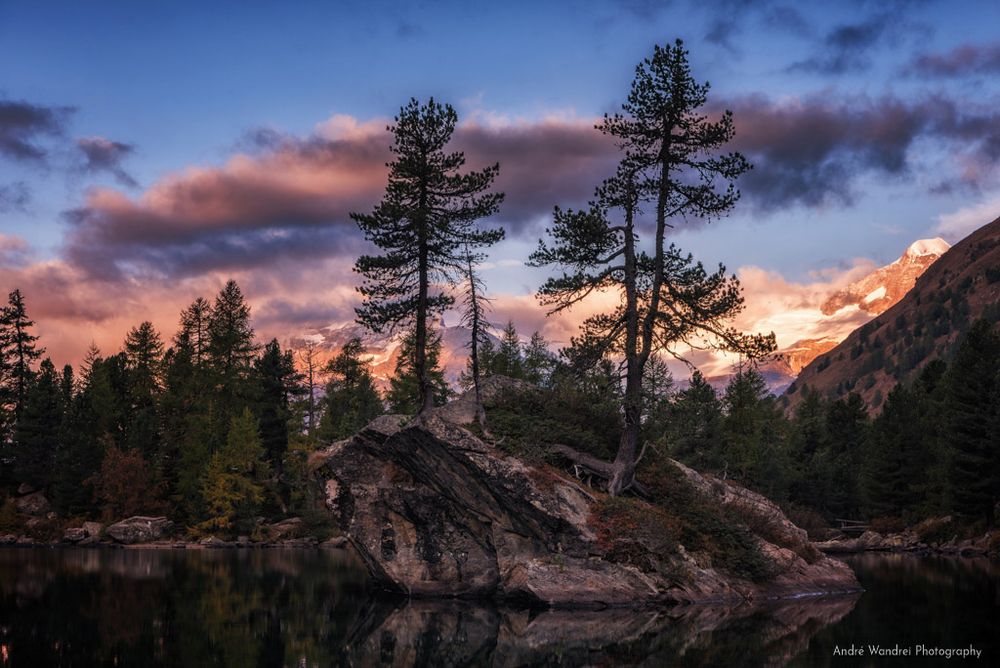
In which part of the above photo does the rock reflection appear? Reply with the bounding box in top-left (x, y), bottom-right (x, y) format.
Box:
top-left (342, 594), bottom-right (858, 667)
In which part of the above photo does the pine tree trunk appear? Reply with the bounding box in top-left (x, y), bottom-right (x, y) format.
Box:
top-left (415, 184), bottom-right (433, 415)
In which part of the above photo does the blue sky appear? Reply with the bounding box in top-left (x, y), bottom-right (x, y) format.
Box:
top-left (2, 0), bottom-right (1000, 362)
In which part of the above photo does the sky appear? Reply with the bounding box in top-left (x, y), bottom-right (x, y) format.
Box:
top-left (2, 0), bottom-right (1000, 369)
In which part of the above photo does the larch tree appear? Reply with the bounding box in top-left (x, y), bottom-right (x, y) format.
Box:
top-left (353, 97), bottom-right (504, 415)
top-left (530, 40), bottom-right (773, 495)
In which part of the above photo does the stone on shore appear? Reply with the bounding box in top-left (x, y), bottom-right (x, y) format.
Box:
top-left (106, 516), bottom-right (173, 545)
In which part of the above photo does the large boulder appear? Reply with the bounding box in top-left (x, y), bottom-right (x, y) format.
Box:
top-left (106, 516), bottom-right (173, 545)
top-left (14, 491), bottom-right (50, 516)
top-left (62, 521), bottom-right (103, 545)
top-left (312, 393), bottom-right (859, 608)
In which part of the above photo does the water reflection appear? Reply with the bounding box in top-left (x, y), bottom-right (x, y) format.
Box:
top-left (343, 596), bottom-right (858, 667)
top-left (1, 549), bottom-right (995, 667)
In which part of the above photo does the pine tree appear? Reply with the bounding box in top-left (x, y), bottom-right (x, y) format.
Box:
top-left (530, 41), bottom-right (769, 495)
top-left (522, 331), bottom-right (555, 387)
top-left (863, 384), bottom-right (927, 520)
top-left (0, 289), bottom-right (44, 432)
top-left (353, 97), bottom-right (504, 415)
top-left (666, 371), bottom-right (724, 471)
top-left (823, 393), bottom-right (869, 519)
top-left (318, 338), bottom-right (383, 440)
top-left (720, 366), bottom-right (788, 499)
top-left (13, 358), bottom-right (60, 489)
top-left (945, 320), bottom-right (1000, 524)
top-left (123, 321), bottom-right (165, 458)
top-left (178, 297), bottom-right (212, 367)
top-left (387, 327), bottom-right (449, 415)
top-left (253, 339), bottom-right (300, 474)
top-left (491, 321), bottom-right (523, 379)
top-left (206, 280), bottom-right (258, 446)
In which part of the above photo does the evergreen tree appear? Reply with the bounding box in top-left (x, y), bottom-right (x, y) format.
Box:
top-left (522, 331), bottom-right (555, 387)
top-left (13, 358), bottom-right (60, 489)
top-left (822, 393), bottom-right (869, 519)
top-left (787, 389), bottom-right (830, 512)
top-left (206, 280), bottom-right (258, 445)
top-left (666, 371), bottom-right (724, 471)
top-left (387, 328), bottom-right (449, 415)
top-left (178, 297), bottom-right (212, 367)
top-left (530, 41), bottom-right (769, 495)
top-left (253, 339), bottom-right (300, 474)
top-left (492, 321), bottom-right (523, 378)
top-left (353, 97), bottom-right (504, 415)
top-left (0, 289), bottom-right (44, 433)
top-left (201, 408), bottom-right (270, 534)
top-left (318, 338), bottom-right (383, 441)
top-left (720, 366), bottom-right (788, 500)
top-left (53, 372), bottom-right (104, 516)
top-left (945, 320), bottom-right (1000, 524)
top-left (640, 354), bottom-right (674, 443)
top-left (863, 384), bottom-right (927, 520)
top-left (123, 321), bottom-right (165, 458)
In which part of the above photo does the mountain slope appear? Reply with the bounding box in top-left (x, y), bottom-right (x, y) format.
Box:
top-left (784, 216), bottom-right (1000, 411)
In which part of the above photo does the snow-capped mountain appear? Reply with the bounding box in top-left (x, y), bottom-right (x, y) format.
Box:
top-left (820, 238), bottom-right (950, 317)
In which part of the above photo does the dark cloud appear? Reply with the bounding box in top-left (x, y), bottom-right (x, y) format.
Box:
top-left (455, 121), bottom-right (618, 228)
top-left (0, 181), bottom-right (31, 213)
top-left (789, 14), bottom-right (891, 74)
top-left (254, 297), bottom-right (355, 329)
top-left (725, 94), bottom-right (1000, 210)
top-left (0, 99), bottom-right (74, 162)
top-left (77, 137), bottom-right (139, 188)
top-left (905, 43), bottom-right (1000, 77)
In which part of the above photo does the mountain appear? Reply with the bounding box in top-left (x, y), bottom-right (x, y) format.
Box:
top-left (820, 238), bottom-right (950, 316)
top-left (288, 319), bottom-right (494, 390)
top-left (742, 238), bottom-right (951, 394)
top-left (784, 216), bottom-right (1000, 411)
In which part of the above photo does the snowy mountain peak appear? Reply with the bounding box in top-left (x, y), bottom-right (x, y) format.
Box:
top-left (903, 237), bottom-right (950, 259)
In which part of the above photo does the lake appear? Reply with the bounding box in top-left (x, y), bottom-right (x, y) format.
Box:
top-left (0, 548), bottom-right (997, 666)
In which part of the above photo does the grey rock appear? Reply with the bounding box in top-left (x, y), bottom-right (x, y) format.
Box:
top-left (106, 516), bottom-right (173, 545)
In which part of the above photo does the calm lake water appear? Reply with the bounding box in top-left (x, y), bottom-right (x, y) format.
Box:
top-left (0, 548), bottom-right (997, 666)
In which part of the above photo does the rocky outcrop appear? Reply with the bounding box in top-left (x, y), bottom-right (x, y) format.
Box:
top-left (312, 390), bottom-right (859, 608)
top-left (815, 523), bottom-right (1000, 557)
top-left (106, 516), bottom-right (173, 545)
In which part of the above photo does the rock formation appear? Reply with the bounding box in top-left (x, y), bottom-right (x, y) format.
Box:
top-left (312, 384), bottom-right (859, 607)
top-left (106, 516), bottom-right (173, 545)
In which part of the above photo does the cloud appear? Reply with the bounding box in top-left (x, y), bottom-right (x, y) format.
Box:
top-left (726, 94), bottom-right (1000, 210)
top-left (77, 136), bottom-right (139, 187)
top-left (933, 194), bottom-right (1000, 241)
top-left (0, 234), bottom-right (30, 267)
top-left (905, 43), bottom-right (1000, 78)
top-left (61, 113), bottom-right (617, 281)
top-left (0, 98), bottom-right (74, 163)
top-left (788, 12), bottom-right (916, 74)
top-left (0, 181), bottom-right (30, 213)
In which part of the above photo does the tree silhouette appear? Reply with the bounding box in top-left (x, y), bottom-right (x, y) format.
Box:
top-left (353, 98), bottom-right (504, 415)
top-left (531, 40), bottom-right (772, 495)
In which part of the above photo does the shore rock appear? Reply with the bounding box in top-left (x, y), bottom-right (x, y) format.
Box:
top-left (62, 521), bottom-right (103, 545)
top-left (14, 491), bottom-right (50, 516)
top-left (312, 390), bottom-right (859, 608)
top-left (106, 516), bottom-right (173, 545)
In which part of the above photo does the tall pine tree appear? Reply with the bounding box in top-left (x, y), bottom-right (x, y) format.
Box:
top-left (353, 98), bottom-right (504, 415)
